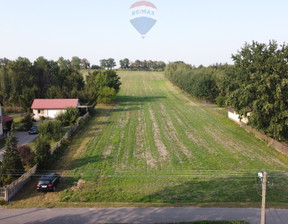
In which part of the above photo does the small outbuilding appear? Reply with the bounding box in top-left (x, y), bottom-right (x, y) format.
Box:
top-left (31, 99), bottom-right (80, 120)
top-left (227, 108), bottom-right (250, 124)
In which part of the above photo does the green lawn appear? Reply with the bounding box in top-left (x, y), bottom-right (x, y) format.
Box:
top-left (9, 113), bottom-right (23, 123)
top-left (57, 71), bottom-right (288, 205)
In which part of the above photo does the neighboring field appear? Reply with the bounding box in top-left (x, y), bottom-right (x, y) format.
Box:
top-left (9, 71), bottom-right (288, 208)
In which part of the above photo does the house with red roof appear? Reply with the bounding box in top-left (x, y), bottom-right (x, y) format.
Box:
top-left (31, 99), bottom-right (80, 120)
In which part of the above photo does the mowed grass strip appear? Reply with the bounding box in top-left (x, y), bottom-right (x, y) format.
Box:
top-left (56, 71), bottom-right (288, 205)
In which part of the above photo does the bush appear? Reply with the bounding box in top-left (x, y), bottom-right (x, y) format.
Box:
top-left (35, 138), bottom-right (52, 170)
top-left (20, 113), bottom-right (33, 131)
top-left (52, 139), bottom-right (69, 160)
top-left (38, 120), bottom-right (62, 141)
top-left (216, 95), bottom-right (226, 107)
top-left (56, 107), bottom-right (79, 126)
top-left (17, 145), bottom-right (36, 167)
top-left (97, 87), bottom-right (117, 104)
top-left (0, 200), bottom-right (7, 205)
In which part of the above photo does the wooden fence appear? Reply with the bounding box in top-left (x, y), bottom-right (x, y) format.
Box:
top-left (0, 112), bottom-right (90, 202)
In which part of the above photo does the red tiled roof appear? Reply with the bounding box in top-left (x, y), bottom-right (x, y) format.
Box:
top-left (227, 108), bottom-right (235, 113)
top-left (31, 99), bottom-right (79, 109)
top-left (2, 115), bottom-right (13, 123)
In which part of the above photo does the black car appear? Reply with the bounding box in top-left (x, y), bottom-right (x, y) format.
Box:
top-left (37, 173), bottom-right (61, 192)
top-left (28, 125), bottom-right (38, 135)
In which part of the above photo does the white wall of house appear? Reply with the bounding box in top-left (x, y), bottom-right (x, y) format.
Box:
top-left (0, 103), bottom-right (3, 137)
top-left (228, 111), bottom-right (249, 124)
top-left (33, 109), bottom-right (66, 120)
top-left (47, 109), bottom-right (66, 119)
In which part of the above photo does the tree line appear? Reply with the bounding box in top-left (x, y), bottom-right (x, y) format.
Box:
top-left (99, 58), bottom-right (166, 71)
top-left (119, 58), bottom-right (166, 71)
top-left (165, 61), bottom-right (230, 104)
top-left (0, 57), bottom-right (121, 110)
top-left (165, 41), bottom-right (288, 141)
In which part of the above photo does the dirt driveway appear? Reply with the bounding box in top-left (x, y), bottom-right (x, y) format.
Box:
top-left (0, 131), bottom-right (39, 161)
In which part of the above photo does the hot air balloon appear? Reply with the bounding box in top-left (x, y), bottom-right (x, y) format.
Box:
top-left (129, 1), bottom-right (157, 38)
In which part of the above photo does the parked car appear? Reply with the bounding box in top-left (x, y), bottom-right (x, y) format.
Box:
top-left (37, 173), bottom-right (61, 192)
top-left (28, 125), bottom-right (38, 134)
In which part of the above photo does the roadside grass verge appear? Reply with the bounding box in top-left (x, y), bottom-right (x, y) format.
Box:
top-left (9, 113), bottom-right (23, 123)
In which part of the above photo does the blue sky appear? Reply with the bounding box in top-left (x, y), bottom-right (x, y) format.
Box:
top-left (0, 0), bottom-right (288, 66)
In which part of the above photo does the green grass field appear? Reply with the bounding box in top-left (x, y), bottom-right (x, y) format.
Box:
top-left (57, 71), bottom-right (288, 205)
top-left (8, 71), bottom-right (288, 208)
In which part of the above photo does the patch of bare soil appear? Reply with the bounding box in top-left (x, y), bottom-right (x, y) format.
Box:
top-left (203, 126), bottom-right (278, 166)
top-left (148, 103), bottom-right (170, 161)
top-left (113, 105), bottom-right (131, 170)
top-left (159, 103), bottom-right (192, 158)
top-left (71, 179), bottom-right (86, 192)
top-left (135, 105), bottom-right (157, 168)
top-left (174, 114), bottom-right (213, 152)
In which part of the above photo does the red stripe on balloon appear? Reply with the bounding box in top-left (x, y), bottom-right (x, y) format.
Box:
top-left (130, 1), bottom-right (157, 9)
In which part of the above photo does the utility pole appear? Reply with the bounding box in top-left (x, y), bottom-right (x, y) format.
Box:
top-left (260, 171), bottom-right (267, 224)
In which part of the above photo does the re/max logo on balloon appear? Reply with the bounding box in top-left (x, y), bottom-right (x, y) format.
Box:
top-left (129, 1), bottom-right (157, 38)
top-left (131, 9), bottom-right (156, 16)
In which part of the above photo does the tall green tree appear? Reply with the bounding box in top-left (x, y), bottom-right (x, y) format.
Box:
top-left (35, 138), bottom-right (52, 170)
top-left (0, 58), bottom-right (10, 67)
top-left (2, 126), bottom-right (24, 176)
top-left (106, 58), bottom-right (116, 69)
top-left (57, 57), bottom-right (71, 69)
top-left (80, 58), bottom-right (90, 69)
top-left (71, 56), bottom-right (81, 70)
top-left (226, 40), bottom-right (288, 140)
top-left (33, 57), bottom-right (59, 97)
top-left (0, 66), bottom-right (11, 102)
top-left (119, 58), bottom-right (130, 69)
top-left (6, 57), bottom-right (33, 106)
top-left (20, 111), bottom-right (33, 131)
top-left (100, 59), bottom-right (107, 69)
top-left (93, 70), bottom-right (121, 93)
